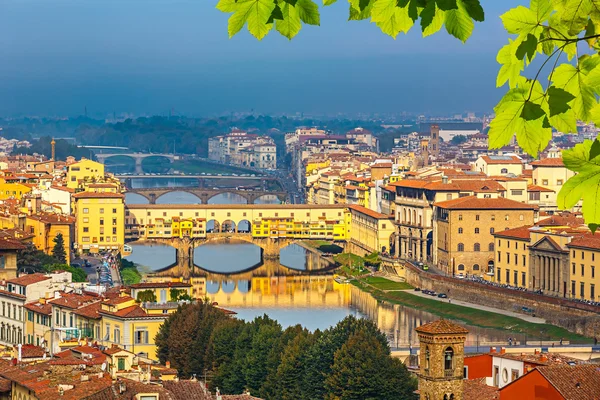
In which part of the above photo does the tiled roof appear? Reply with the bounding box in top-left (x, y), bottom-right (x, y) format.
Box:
top-left (100, 304), bottom-right (167, 319)
top-left (527, 184), bottom-right (555, 193)
top-left (463, 379), bottom-right (499, 400)
top-left (102, 295), bottom-right (134, 305)
top-left (27, 213), bottom-right (75, 224)
top-left (0, 238), bottom-right (26, 250)
top-left (538, 215), bottom-right (585, 227)
top-left (20, 344), bottom-right (47, 358)
top-left (392, 179), bottom-right (506, 193)
top-left (434, 196), bottom-right (537, 210)
top-left (162, 380), bottom-right (213, 400)
top-left (567, 233), bottom-right (600, 251)
top-left (493, 226), bottom-right (532, 240)
top-left (0, 289), bottom-right (26, 300)
top-left (72, 301), bottom-right (103, 320)
top-left (72, 192), bottom-right (124, 199)
top-left (415, 320), bottom-right (469, 335)
top-left (530, 157), bottom-right (565, 167)
top-left (24, 301), bottom-right (53, 315)
top-left (7, 273), bottom-right (51, 286)
top-left (348, 204), bottom-right (393, 220)
top-left (129, 282), bottom-right (192, 289)
top-left (536, 364), bottom-right (600, 400)
top-left (50, 293), bottom-right (98, 309)
top-left (480, 155), bottom-right (522, 164)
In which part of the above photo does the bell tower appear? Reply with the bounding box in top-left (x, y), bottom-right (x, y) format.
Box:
top-left (416, 320), bottom-right (468, 400)
top-left (430, 124), bottom-right (440, 158)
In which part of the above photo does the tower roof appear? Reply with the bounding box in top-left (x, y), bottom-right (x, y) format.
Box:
top-left (415, 320), bottom-right (469, 335)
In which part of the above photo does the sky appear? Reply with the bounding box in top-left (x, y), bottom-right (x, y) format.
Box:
top-left (0, 0), bottom-right (524, 118)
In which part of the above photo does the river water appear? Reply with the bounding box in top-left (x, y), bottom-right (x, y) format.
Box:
top-left (122, 177), bottom-right (524, 347)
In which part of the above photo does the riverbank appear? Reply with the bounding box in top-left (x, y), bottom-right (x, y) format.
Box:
top-left (346, 272), bottom-right (592, 343)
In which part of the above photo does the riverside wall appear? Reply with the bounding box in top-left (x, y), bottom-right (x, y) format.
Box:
top-left (399, 262), bottom-right (600, 338)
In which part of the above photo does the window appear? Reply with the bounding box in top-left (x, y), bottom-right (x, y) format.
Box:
top-left (112, 218), bottom-right (117, 225)
top-left (522, 255), bottom-right (526, 266)
top-left (134, 329), bottom-right (149, 344)
top-left (457, 243), bottom-right (464, 252)
top-left (542, 179), bottom-right (549, 185)
top-left (514, 254), bottom-right (518, 264)
top-left (522, 272), bottom-right (526, 287)
top-left (491, 214), bottom-right (496, 221)
top-left (113, 208), bottom-right (117, 213)
top-left (506, 252), bottom-right (510, 264)
top-left (457, 264), bottom-right (465, 271)
top-left (501, 168), bottom-right (508, 174)
top-left (582, 264), bottom-right (585, 276)
top-left (83, 227), bottom-right (89, 233)
top-left (489, 243), bottom-right (494, 251)
top-left (83, 208), bottom-right (89, 214)
top-left (475, 215), bottom-right (480, 221)
top-left (490, 227), bottom-right (495, 234)
top-left (581, 282), bottom-right (585, 298)
top-left (100, 218), bottom-right (104, 226)
top-left (506, 269), bottom-right (510, 283)
top-left (571, 281), bottom-right (576, 297)
top-left (425, 346), bottom-right (430, 372)
top-left (572, 263), bottom-right (576, 274)
top-left (592, 266), bottom-right (595, 278)
top-left (99, 208), bottom-right (104, 214)
top-left (458, 227), bottom-right (463, 234)
top-left (557, 179), bottom-right (563, 185)
top-left (83, 217), bottom-right (89, 223)
top-left (473, 264), bottom-right (480, 271)
top-left (458, 214), bottom-right (463, 221)
top-left (519, 214), bottom-right (524, 221)
top-left (117, 357), bottom-right (125, 371)
top-left (505, 214), bottom-right (509, 221)
top-left (444, 347), bottom-right (454, 370)
top-left (511, 190), bottom-right (523, 196)
top-left (474, 243), bottom-right (480, 252)
top-left (113, 228), bottom-right (117, 234)
top-left (498, 251), bottom-right (501, 262)
top-left (474, 228), bottom-right (479, 234)
top-left (114, 327), bottom-right (120, 344)
top-left (592, 284), bottom-right (596, 300)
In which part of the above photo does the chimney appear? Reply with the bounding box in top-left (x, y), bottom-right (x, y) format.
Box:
top-left (17, 344), bottom-right (22, 362)
top-left (490, 347), bottom-right (496, 353)
top-left (166, 361), bottom-right (170, 369)
top-left (500, 347), bottom-right (506, 355)
top-left (442, 175), bottom-right (448, 184)
top-left (540, 355), bottom-right (548, 362)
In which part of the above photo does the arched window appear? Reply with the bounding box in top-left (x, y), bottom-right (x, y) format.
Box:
top-left (457, 264), bottom-right (465, 271)
top-left (501, 168), bottom-right (508, 173)
top-left (489, 242), bottom-right (495, 251)
top-left (412, 210), bottom-right (416, 224)
top-left (473, 264), bottom-right (480, 271)
top-left (474, 243), bottom-right (480, 252)
top-left (458, 227), bottom-right (463, 234)
top-left (490, 227), bottom-right (495, 234)
top-left (474, 228), bottom-right (480, 234)
top-left (445, 347), bottom-right (454, 370)
top-left (505, 214), bottom-right (509, 220)
top-left (457, 243), bottom-right (464, 252)
top-left (425, 346), bottom-right (430, 372)
top-left (519, 214), bottom-right (524, 221)
top-left (403, 208), bottom-right (407, 223)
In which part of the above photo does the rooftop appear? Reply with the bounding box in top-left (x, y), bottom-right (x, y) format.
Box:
top-left (6, 273), bottom-right (51, 286)
top-left (434, 196), bottom-right (538, 210)
top-left (415, 319), bottom-right (469, 335)
top-left (348, 204), bottom-right (393, 220)
top-left (530, 157), bottom-right (565, 167)
top-left (492, 225), bottom-right (533, 240)
top-left (72, 192), bottom-right (124, 199)
top-left (536, 364), bottom-right (600, 400)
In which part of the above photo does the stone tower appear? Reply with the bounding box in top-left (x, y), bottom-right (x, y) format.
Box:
top-left (430, 124), bottom-right (440, 158)
top-left (416, 320), bottom-right (469, 400)
top-left (420, 139), bottom-right (430, 167)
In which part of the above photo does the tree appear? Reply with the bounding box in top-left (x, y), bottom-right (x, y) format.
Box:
top-left (44, 263), bottom-right (87, 282)
top-left (52, 233), bottom-right (67, 264)
top-left (136, 290), bottom-right (157, 303)
top-left (325, 330), bottom-right (417, 400)
top-left (450, 134), bottom-right (468, 145)
top-left (17, 242), bottom-right (54, 273)
top-left (215, 0), bottom-right (600, 231)
top-left (170, 288), bottom-right (193, 302)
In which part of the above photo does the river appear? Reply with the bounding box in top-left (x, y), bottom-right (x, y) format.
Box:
top-left (122, 177), bottom-right (523, 347)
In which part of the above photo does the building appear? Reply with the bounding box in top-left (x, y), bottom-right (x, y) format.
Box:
top-left (474, 155), bottom-right (523, 176)
top-left (492, 226), bottom-right (532, 287)
top-left (25, 213), bottom-right (75, 264)
top-left (416, 319), bottom-right (469, 400)
top-left (433, 196), bottom-right (537, 276)
top-left (530, 156), bottom-right (575, 210)
top-left (208, 130), bottom-right (277, 169)
top-left (566, 234), bottom-right (600, 301)
top-left (66, 158), bottom-right (105, 189)
top-left (347, 205), bottom-right (395, 256)
top-left (0, 181), bottom-right (32, 201)
top-left (129, 281), bottom-right (192, 306)
top-left (72, 192), bottom-right (125, 254)
top-left (0, 239), bottom-right (26, 281)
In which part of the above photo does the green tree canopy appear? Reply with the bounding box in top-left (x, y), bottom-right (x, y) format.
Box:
top-left (52, 233), bottom-right (67, 264)
top-left (216, 0), bottom-right (600, 231)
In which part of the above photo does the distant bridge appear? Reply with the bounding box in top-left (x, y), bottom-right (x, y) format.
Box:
top-left (95, 153), bottom-right (176, 174)
top-left (116, 174), bottom-right (275, 181)
top-left (125, 187), bottom-right (288, 204)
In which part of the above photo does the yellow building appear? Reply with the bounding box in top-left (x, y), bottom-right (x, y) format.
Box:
top-left (492, 226), bottom-right (532, 287)
top-left (0, 240), bottom-right (25, 281)
top-left (530, 156), bottom-right (575, 211)
top-left (25, 213), bottom-right (75, 264)
top-left (434, 196), bottom-right (537, 277)
top-left (567, 234), bottom-right (600, 302)
top-left (125, 204), bottom-right (350, 242)
top-left (474, 155), bottom-right (523, 176)
top-left (348, 204), bottom-right (395, 255)
top-left (24, 300), bottom-right (52, 347)
top-left (66, 158), bottom-right (105, 189)
top-left (99, 293), bottom-right (168, 360)
top-left (0, 181), bottom-right (31, 200)
top-left (72, 192), bottom-right (125, 253)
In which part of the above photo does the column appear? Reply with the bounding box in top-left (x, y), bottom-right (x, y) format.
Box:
top-left (552, 258), bottom-right (557, 293)
top-left (541, 256), bottom-right (546, 290)
top-left (421, 240), bottom-right (427, 262)
top-left (395, 234), bottom-right (400, 258)
top-left (547, 257), bottom-right (551, 291)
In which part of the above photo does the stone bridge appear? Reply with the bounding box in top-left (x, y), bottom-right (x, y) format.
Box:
top-left (95, 153), bottom-right (176, 174)
top-left (126, 187), bottom-right (288, 204)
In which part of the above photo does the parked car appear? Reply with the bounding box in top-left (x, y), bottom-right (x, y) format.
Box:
top-left (414, 288), bottom-right (421, 292)
top-left (422, 290), bottom-right (431, 295)
top-left (437, 293), bottom-right (448, 299)
top-left (428, 291), bottom-right (437, 296)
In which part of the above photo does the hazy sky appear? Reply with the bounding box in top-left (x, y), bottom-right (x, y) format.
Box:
top-left (0, 0), bottom-right (523, 117)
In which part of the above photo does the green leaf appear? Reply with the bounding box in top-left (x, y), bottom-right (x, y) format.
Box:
top-left (488, 88), bottom-right (527, 149)
top-left (267, 4), bottom-right (284, 23)
top-left (323, 0), bottom-right (337, 4)
top-left (539, 28), bottom-right (554, 56)
top-left (549, 109), bottom-right (577, 133)
top-left (461, 0), bottom-right (484, 22)
top-left (435, 0), bottom-right (457, 11)
top-left (372, 0), bottom-right (414, 38)
top-left (515, 33), bottom-right (537, 62)
top-left (589, 223), bottom-right (599, 234)
top-left (358, 0), bottom-right (370, 10)
top-left (496, 39), bottom-right (524, 88)
top-left (552, 63), bottom-right (597, 122)
top-left (590, 139), bottom-right (600, 160)
top-left (516, 117), bottom-right (552, 157)
top-left (500, 5), bottom-right (538, 35)
top-left (591, 102), bottom-right (600, 126)
top-left (296, 0), bottom-right (320, 25)
top-left (530, 0), bottom-right (552, 23)
top-left (547, 86), bottom-right (576, 117)
top-left (217, 0), bottom-right (239, 13)
top-left (563, 140), bottom-right (600, 173)
top-left (349, 0), bottom-right (373, 20)
top-left (420, 2), bottom-right (445, 37)
top-left (444, 0), bottom-right (474, 42)
top-left (228, 0), bottom-right (276, 40)
top-left (276, 1), bottom-right (302, 39)
top-left (520, 101), bottom-right (545, 121)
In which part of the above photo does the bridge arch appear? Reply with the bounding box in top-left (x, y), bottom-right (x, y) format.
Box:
top-left (221, 280), bottom-right (236, 294)
top-left (254, 193), bottom-right (282, 204)
top-left (237, 280), bottom-right (250, 293)
top-left (221, 220), bottom-right (236, 233)
top-left (206, 220), bottom-right (220, 233)
top-left (152, 190), bottom-right (203, 204)
top-left (206, 191), bottom-right (250, 204)
top-left (237, 219), bottom-right (252, 234)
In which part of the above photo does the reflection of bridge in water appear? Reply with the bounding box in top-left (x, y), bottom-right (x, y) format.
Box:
top-left (145, 257), bottom-right (349, 309)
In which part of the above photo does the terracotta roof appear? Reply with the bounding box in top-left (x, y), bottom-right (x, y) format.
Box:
top-left (102, 295), bottom-right (134, 305)
top-left (0, 238), bottom-right (26, 250)
top-left (530, 157), bottom-right (565, 167)
top-left (348, 204), bottom-right (393, 220)
top-left (0, 289), bottom-right (26, 300)
top-left (415, 320), bottom-right (469, 335)
top-left (72, 301), bottom-right (103, 320)
top-left (129, 282), bottom-right (192, 289)
top-left (7, 273), bottom-right (51, 286)
top-left (567, 233), bottom-right (600, 251)
top-left (391, 179), bottom-right (506, 193)
top-left (493, 225), bottom-right (532, 240)
top-left (536, 364), bottom-right (600, 400)
top-left (538, 215), bottom-right (585, 227)
top-left (50, 185), bottom-right (75, 193)
top-left (86, 183), bottom-right (117, 188)
top-left (527, 184), bottom-right (555, 193)
top-left (162, 380), bottom-right (212, 400)
top-left (24, 301), bottom-right (53, 315)
top-left (100, 304), bottom-right (167, 319)
top-left (72, 192), bottom-right (124, 199)
top-left (19, 344), bottom-right (47, 358)
top-left (434, 196), bottom-right (537, 210)
top-left (463, 379), bottom-right (499, 400)
top-left (26, 213), bottom-right (75, 224)
top-left (480, 155), bottom-right (522, 164)
top-left (50, 293), bottom-right (98, 309)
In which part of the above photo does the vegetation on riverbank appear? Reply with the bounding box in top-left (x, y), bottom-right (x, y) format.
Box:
top-left (120, 258), bottom-right (142, 285)
top-left (350, 276), bottom-right (592, 343)
top-left (334, 252), bottom-right (381, 274)
top-left (302, 240), bottom-right (343, 254)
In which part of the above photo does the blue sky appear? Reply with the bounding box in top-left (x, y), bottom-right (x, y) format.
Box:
top-left (0, 0), bottom-right (523, 117)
